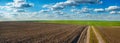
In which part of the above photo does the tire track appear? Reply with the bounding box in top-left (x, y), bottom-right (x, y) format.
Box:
top-left (77, 26), bottom-right (88, 43)
top-left (71, 26), bottom-right (88, 43)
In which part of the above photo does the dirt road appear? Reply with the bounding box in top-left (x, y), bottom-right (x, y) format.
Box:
top-left (86, 26), bottom-right (90, 43)
top-left (91, 26), bottom-right (105, 43)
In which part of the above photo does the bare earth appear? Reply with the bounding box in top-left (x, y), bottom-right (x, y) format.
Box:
top-left (2, 22), bottom-right (118, 43)
top-left (96, 26), bottom-right (120, 43)
top-left (0, 22), bottom-right (88, 43)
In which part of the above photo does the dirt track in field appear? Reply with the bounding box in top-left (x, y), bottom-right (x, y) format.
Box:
top-left (86, 26), bottom-right (90, 43)
top-left (91, 26), bottom-right (105, 43)
top-left (0, 22), bottom-right (88, 43)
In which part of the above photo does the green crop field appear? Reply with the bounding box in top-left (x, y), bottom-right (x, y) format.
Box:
top-left (30, 20), bottom-right (120, 26)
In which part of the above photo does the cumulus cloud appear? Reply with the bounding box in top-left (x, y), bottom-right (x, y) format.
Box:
top-left (0, 12), bottom-right (14, 19)
top-left (110, 11), bottom-right (120, 14)
top-left (43, 0), bottom-right (102, 10)
top-left (0, 12), bottom-right (39, 21)
top-left (71, 7), bottom-right (91, 14)
top-left (42, 4), bottom-right (52, 9)
top-left (0, 0), bottom-right (34, 12)
top-left (13, 9), bottom-right (26, 12)
top-left (81, 7), bottom-right (90, 13)
top-left (53, 11), bottom-right (65, 15)
top-left (51, 3), bottom-right (65, 10)
top-left (68, 0), bottom-right (103, 4)
top-left (8, 0), bottom-right (34, 8)
top-left (71, 9), bottom-right (79, 12)
top-left (94, 8), bottom-right (104, 12)
top-left (105, 6), bottom-right (120, 11)
top-left (110, 11), bottom-right (116, 14)
top-left (0, 6), bottom-right (13, 11)
top-left (39, 10), bottom-right (50, 13)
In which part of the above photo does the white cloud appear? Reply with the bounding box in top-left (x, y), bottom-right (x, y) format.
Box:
top-left (68, 0), bottom-right (103, 4)
top-left (110, 11), bottom-right (116, 14)
top-left (71, 9), bottom-right (82, 14)
top-left (1, 0), bottom-right (120, 21)
top-left (105, 6), bottom-right (120, 11)
top-left (0, 0), bottom-right (34, 12)
top-left (0, 12), bottom-right (14, 19)
top-left (94, 8), bottom-right (104, 12)
top-left (42, 4), bottom-right (52, 8)
top-left (0, 12), bottom-right (38, 20)
top-left (110, 11), bottom-right (120, 14)
top-left (81, 7), bottom-right (90, 13)
top-left (53, 11), bottom-right (65, 15)
top-left (39, 10), bottom-right (50, 13)
top-left (71, 7), bottom-right (91, 14)
top-left (43, 0), bottom-right (102, 10)
top-left (13, 9), bottom-right (26, 12)
top-left (7, 0), bottom-right (34, 8)
top-left (14, 0), bottom-right (25, 3)
top-left (71, 9), bottom-right (79, 12)
top-left (51, 3), bottom-right (65, 10)
top-left (76, 11), bottom-right (81, 14)
top-left (0, 6), bottom-right (13, 11)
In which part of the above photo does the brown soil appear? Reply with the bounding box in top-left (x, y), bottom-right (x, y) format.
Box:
top-left (96, 26), bottom-right (120, 43)
top-left (0, 22), bottom-right (88, 43)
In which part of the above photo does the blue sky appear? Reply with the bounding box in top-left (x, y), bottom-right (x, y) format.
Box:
top-left (0, 0), bottom-right (120, 21)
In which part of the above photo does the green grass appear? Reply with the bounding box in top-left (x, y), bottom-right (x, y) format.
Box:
top-left (33, 20), bottom-right (120, 26)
